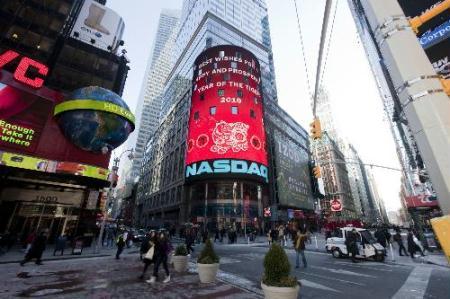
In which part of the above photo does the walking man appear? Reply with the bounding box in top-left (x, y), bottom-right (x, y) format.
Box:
top-left (294, 230), bottom-right (307, 268)
top-left (393, 230), bottom-right (408, 256)
top-left (346, 229), bottom-right (359, 263)
top-left (115, 232), bottom-right (126, 259)
top-left (20, 230), bottom-right (48, 266)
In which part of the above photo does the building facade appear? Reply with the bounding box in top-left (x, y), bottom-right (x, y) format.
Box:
top-left (0, 0), bottom-right (132, 243)
top-left (130, 10), bottom-right (180, 179)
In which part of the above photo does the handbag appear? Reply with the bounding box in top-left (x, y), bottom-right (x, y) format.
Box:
top-left (144, 245), bottom-right (154, 260)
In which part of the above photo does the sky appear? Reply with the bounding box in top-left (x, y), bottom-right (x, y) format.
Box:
top-left (107, 0), bottom-right (402, 212)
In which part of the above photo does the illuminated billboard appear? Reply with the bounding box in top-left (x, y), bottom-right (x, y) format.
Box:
top-left (185, 46), bottom-right (268, 183)
top-left (0, 81), bottom-right (110, 180)
top-left (273, 129), bottom-right (314, 210)
top-left (71, 0), bottom-right (125, 52)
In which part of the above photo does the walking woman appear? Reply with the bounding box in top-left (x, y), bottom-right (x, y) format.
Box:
top-left (147, 232), bottom-right (170, 283)
top-left (139, 231), bottom-right (156, 279)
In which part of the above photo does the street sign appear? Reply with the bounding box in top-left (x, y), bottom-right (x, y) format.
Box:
top-left (330, 198), bottom-right (342, 212)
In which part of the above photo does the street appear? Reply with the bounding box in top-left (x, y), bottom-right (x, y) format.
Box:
top-left (0, 240), bottom-right (448, 299)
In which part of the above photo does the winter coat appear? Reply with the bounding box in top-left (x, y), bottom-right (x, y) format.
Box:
top-left (346, 232), bottom-right (359, 256)
top-left (27, 234), bottom-right (47, 258)
top-left (55, 236), bottom-right (67, 251)
top-left (294, 233), bottom-right (307, 251)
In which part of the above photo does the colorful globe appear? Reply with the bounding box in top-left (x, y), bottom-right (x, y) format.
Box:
top-left (54, 86), bottom-right (135, 153)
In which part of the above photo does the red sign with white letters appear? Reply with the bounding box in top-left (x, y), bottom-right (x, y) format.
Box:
top-left (330, 198), bottom-right (343, 212)
top-left (0, 50), bottom-right (49, 89)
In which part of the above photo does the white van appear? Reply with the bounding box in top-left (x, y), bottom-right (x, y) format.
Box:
top-left (325, 227), bottom-right (386, 262)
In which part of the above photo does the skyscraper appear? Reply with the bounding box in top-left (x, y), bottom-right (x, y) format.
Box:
top-left (130, 10), bottom-right (180, 179)
top-left (160, 0), bottom-right (277, 116)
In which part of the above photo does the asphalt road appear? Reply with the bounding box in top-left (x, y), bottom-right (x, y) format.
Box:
top-left (0, 242), bottom-right (448, 299)
top-left (206, 242), bottom-right (450, 299)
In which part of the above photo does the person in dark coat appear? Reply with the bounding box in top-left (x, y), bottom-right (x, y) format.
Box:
top-left (375, 228), bottom-right (388, 256)
top-left (346, 229), bottom-right (359, 263)
top-left (214, 228), bottom-right (220, 243)
top-left (20, 230), bottom-right (48, 266)
top-left (115, 233), bottom-right (126, 259)
top-left (53, 234), bottom-right (67, 256)
top-left (147, 232), bottom-right (170, 284)
top-left (139, 231), bottom-right (156, 279)
top-left (407, 230), bottom-right (425, 259)
top-left (393, 230), bottom-right (408, 256)
top-left (220, 227), bottom-right (225, 243)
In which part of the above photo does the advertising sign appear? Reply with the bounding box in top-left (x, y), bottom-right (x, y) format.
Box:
top-left (405, 195), bottom-right (439, 208)
top-left (273, 129), bottom-right (313, 210)
top-left (71, 0), bottom-right (125, 52)
top-left (185, 46), bottom-right (268, 183)
top-left (330, 198), bottom-right (343, 212)
top-left (0, 81), bottom-right (110, 179)
top-left (0, 188), bottom-right (84, 206)
top-left (398, 1), bottom-right (450, 78)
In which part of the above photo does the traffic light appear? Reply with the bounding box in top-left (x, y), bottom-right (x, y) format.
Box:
top-left (310, 118), bottom-right (322, 140)
top-left (313, 166), bottom-right (321, 178)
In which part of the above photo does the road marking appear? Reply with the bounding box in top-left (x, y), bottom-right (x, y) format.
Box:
top-left (298, 271), bottom-right (366, 286)
top-left (310, 265), bottom-right (377, 278)
top-left (188, 262), bottom-right (264, 297)
top-left (392, 267), bottom-right (432, 299)
top-left (219, 257), bottom-right (241, 264)
top-left (329, 262), bottom-right (394, 272)
top-left (299, 279), bottom-right (341, 293)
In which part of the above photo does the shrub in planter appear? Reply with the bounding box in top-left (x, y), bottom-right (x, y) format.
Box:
top-left (197, 239), bottom-right (220, 283)
top-left (172, 244), bottom-right (189, 272)
top-left (261, 244), bottom-right (300, 299)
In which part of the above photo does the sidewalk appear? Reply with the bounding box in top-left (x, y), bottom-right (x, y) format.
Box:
top-left (0, 244), bottom-right (138, 264)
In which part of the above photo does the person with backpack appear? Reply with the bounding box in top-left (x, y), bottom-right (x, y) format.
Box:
top-left (115, 232), bottom-right (126, 259)
top-left (147, 232), bottom-right (171, 283)
top-left (139, 231), bottom-right (156, 279)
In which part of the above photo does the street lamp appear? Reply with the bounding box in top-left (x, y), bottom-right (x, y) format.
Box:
top-left (94, 148), bottom-right (134, 253)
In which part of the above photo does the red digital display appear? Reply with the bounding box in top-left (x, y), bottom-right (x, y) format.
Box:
top-left (185, 46), bottom-right (268, 182)
top-left (0, 50), bottom-right (49, 89)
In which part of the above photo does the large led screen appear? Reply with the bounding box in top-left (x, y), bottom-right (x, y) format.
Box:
top-left (0, 80), bottom-right (109, 180)
top-left (185, 46), bottom-right (268, 183)
top-left (273, 129), bottom-right (314, 210)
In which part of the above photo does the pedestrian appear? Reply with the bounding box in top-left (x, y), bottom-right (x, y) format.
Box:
top-left (220, 227), bottom-right (225, 243)
top-left (214, 227), bottom-right (220, 243)
top-left (115, 232), bottom-right (126, 259)
top-left (278, 225), bottom-right (285, 247)
top-left (139, 231), bottom-right (156, 279)
top-left (53, 234), bottom-right (67, 256)
top-left (375, 227), bottom-right (388, 256)
top-left (202, 229), bottom-right (209, 243)
top-left (407, 230), bottom-right (425, 259)
top-left (270, 227), bottom-right (278, 244)
top-left (267, 229), bottom-right (272, 245)
top-left (294, 230), bottom-right (308, 268)
top-left (346, 229), bottom-right (359, 263)
top-left (393, 230), bottom-right (408, 256)
top-left (24, 231), bottom-right (36, 255)
top-left (20, 230), bottom-right (48, 266)
top-left (185, 228), bottom-right (194, 254)
top-left (147, 232), bottom-right (171, 283)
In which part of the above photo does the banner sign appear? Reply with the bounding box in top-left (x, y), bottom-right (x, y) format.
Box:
top-left (0, 188), bottom-right (84, 206)
top-left (405, 195), bottom-right (439, 208)
top-left (185, 45), bottom-right (268, 183)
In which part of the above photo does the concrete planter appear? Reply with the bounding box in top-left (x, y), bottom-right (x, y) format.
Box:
top-left (198, 263), bottom-right (219, 283)
top-left (172, 255), bottom-right (189, 272)
top-left (261, 282), bottom-right (300, 299)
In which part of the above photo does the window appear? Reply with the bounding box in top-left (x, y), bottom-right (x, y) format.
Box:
top-left (214, 62), bottom-right (218, 69)
top-left (231, 62), bottom-right (237, 69)
top-left (223, 73), bottom-right (230, 81)
top-left (210, 106), bottom-right (216, 115)
top-left (237, 89), bottom-right (243, 97)
top-left (250, 109), bottom-right (255, 118)
top-left (200, 93), bottom-right (205, 101)
top-left (218, 89), bottom-right (224, 96)
top-left (219, 51), bottom-right (225, 58)
top-left (236, 51), bottom-right (242, 59)
top-left (254, 97), bottom-right (259, 104)
top-left (231, 106), bottom-right (238, 115)
top-left (243, 76), bottom-right (249, 84)
top-left (194, 111), bottom-right (199, 120)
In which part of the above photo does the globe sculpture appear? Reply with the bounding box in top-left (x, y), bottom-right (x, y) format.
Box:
top-left (54, 86), bottom-right (135, 153)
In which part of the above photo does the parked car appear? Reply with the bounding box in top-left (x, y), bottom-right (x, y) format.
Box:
top-left (326, 227), bottom-right (386, 262)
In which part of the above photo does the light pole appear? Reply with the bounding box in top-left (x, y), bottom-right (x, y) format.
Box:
top-left (94, 148), bottom-right (133, 254)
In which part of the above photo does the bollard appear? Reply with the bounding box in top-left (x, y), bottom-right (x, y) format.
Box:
top-left (389, 242), bottom-right (395, 262)
top-left (314, 236), bottom-right (318, 250)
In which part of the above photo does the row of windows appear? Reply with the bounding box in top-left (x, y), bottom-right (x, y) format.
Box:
top-left (193, 107), bottom-right (256, 119)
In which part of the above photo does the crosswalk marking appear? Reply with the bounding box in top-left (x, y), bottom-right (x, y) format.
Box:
top-left (299, 279), bottom-right (341, 293)
top-left (330, 261), bottom-right (394, 272)
top-left (298, 271), bottom-right (366, 286)
top-left (310, 265), bottom-right (377, 278)
top-left (392, 267), bottom-right (432, 299)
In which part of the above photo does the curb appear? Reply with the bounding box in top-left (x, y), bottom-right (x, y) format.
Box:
top-left (0, 253), bottom-right (112, 265)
